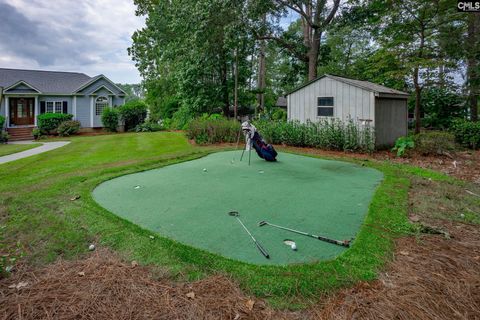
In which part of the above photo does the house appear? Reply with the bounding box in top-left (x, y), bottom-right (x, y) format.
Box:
top-left (287, 74), bottom-right (410, 147)
top-left (0, 68), bottom-right (126, 140)
top-left (275, 96), bottom-right (287, 109)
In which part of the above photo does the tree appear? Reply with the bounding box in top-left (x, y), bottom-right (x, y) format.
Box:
top-left (466, 13), bottom-right (480, 121)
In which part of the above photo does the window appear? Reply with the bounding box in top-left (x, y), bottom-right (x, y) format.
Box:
top-left (95, 96), bottom-right (109, 116)
top-left (46, 101), bottom-right (64, 113)
top-left (317, 97), bottom-right (334, 117)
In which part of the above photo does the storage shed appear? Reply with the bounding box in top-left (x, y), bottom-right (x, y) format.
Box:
top-left (287, 74), bottom-right (410, 147)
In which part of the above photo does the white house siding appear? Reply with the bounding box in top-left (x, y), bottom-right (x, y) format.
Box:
top-left (287, 77), bottom-right (375, 124)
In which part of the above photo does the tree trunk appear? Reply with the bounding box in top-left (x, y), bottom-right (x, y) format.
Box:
top-left (307, 30), bottom-right (321, 80)
top-left (257, 35), bottom-right (266, 116)
top-left (467, 13), bottom-right (479, 121)
top-left (414, 69), bottom-right (422, 134)
top-left (234, 49), bottom-right (238, 120)
top-left (221, 51), bottom-right (229, 117)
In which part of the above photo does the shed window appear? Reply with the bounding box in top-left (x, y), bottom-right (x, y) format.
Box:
top-left (317, 97), bottom-right (334, 117)
top-left (95, 96), bottom-right (109, 116)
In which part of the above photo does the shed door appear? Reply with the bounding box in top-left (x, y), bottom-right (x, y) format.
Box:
top-left (374, 98), bottom-right (408, 148)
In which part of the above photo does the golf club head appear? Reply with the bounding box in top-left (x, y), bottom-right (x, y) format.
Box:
top-left (228, 211), bottom-right (239, 217)
top-left (258, 221), bottom-right (267, 227)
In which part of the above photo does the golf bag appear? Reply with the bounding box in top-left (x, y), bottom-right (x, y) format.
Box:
top-left (242, 121), bottom-right (278, 162)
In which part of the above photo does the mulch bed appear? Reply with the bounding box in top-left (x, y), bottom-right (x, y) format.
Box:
top-left (0, 250), bottom-right (302, 320)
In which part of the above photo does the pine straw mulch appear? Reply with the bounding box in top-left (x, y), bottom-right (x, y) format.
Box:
top-left (0, 249), bottom-right (303, 320)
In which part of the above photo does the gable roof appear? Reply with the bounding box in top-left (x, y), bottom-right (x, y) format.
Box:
top-left (0, 68), bottom-right (92, 94)
top-left (4, 80), bottom-right (42, 93)
top-left (73, 74), bottom-right (126, 95)
top-left (287, 74), bottom-right (410, 97)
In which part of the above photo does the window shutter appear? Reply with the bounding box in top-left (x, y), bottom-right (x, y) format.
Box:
top-left (40, 101), bottom-right (46, 114)
top-left (63, 101), bottom-right (68, 114)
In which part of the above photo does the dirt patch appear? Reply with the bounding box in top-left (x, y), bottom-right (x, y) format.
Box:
top-left (0, 250), bottom-right (302, 320)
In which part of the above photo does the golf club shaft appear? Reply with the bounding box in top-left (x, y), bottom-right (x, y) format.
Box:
top-left (237, 218), bottom-right (270, 258)
top-left (265, 222), bottom-right (350, 248)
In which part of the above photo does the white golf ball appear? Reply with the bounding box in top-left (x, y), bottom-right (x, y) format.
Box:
top-left (203, 168), bottom-right (207, 172)
top-left (291, 243), bottom-right (297, 251)
top-left (88, 244), bottom-right (95, 251)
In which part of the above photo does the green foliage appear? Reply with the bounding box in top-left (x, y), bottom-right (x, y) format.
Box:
top-left (169, 106), bottom-right (195, 130)
top-left (116, 83), bottom-right (144, 103)
top-left (392, 136), bottom-right (415, 157)
top-left (253, 119), bottom-right (375, 153)
top-left (135, 120), bottom-right (164, 132)
top-left (57, 120), bottom-right (81, 137)
top-left (450, 119), bottom-right (480, 149)
top-left (417, 88), bottom-right (465, 129)
top-left (118, 100), bottom-right (148, 131)
top-left (186, 115), bottom-right (241, 144)
top-left (271, 108), bottom-right (287, 121)
top-left (0, 132), bottom-right (9, 143)
top-left (37, 113), bottom-right (73, 134)
top-left (0, 115), bottom-right (5, 129)
top-left (32, 128), bottom-right (42, 140)
top-left (412, 131), bottom-right (457, 155)
top-left (101, 108), bottom-right (119, 132)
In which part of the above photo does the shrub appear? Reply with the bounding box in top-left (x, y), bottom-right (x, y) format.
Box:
top-left (450, 119), bottom-right (480, 149)
top-left (271, 108), bottom-right (287, 121)
top-left (135, 121), bottom-right (164, 132)
top-left (253, 119), bottom-right (375, 153)
top-left (392, 136), bottom-right (414, 157)
top-left (57, 120), bottom-right (81, 137)
top-left (412, 131), bottom-right (457, 156)
top-left (32, 128), bottom-right (43, 140)
top-left (0, 132), bottom-right (9, 144)
top-left (102, 108), bottom-right (119, 132)
top-left (0, 115), bottom-right (5, 129)
top-left (37, 113), bottom-right (73, 134)
top-left (186, 115), bottom-right (241, 144)
top-left (170, 106), bottom-right (194, 130)
top-left (118, 100), bottom-right (148, 131)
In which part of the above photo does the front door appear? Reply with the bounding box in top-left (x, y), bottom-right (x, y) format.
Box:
top-left (9, 98), bottom-right (35, 126)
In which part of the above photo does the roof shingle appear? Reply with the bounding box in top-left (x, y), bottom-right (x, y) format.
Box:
top-left (0, 68), bottom-right (92, 93)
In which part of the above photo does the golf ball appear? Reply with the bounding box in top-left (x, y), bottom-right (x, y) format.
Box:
top-left (88, 244), bottom-right (95, 251)
top-left (291, 243), bottom-right (297, 251)
top-left (203, 168), bottom-right (207, 172)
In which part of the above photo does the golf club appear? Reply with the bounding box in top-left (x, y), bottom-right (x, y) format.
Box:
top-left (229, 211), bottom-right (270, 259)
top-left (258, 220), bottom-right (351, 248)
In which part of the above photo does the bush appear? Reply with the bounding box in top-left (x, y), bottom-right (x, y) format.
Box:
top-left (253, 119), bottom-right (375, 153)
top-left (32, 128), bottom-right (42, 140)
top-left (392, 136), bottom-right (415, 157)
top-left (0, 115), bottom-right (5, 129)
top-left (450, 119), bottom-right (480, 149)
top-left (37, 113), bottom-right (73, 134)
top-left (169, 106), bottom-right (194, 130)
top-left (135, 121), bottom-right (164, 132)
top-left (186, 115), bottom-right (241, 144)
top-left (57, 120), bottom-right (81, 137)
top-left (0, 132), bottom-right (9, 143)
top-left (271, 108), bottom-right (287, 121)
top-left (412, 131), bottom-right (457, 156)
top-left (102, 108), bottom-right (119, 132)
top-left (118, 100), bottom-right (148, 131)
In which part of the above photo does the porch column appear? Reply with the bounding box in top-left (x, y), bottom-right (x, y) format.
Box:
top-left (73, 96), bottom-right (77, 120)
top-left (5, 96), bottom-right (9, 128)
top-left (34, 96), bottom-right (38, 126)
top-left (90, 96), bottom-right (94, 127)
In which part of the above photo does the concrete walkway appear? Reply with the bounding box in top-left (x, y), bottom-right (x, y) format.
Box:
top-left (0, 141), bottom-right (70, 165)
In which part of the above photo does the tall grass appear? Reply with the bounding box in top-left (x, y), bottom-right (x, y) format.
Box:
top-left (254, 119), bottom-right (375, 153)
top-left (186, 115), bottom-right (241, 144)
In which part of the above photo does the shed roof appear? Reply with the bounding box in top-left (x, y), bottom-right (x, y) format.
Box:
top-left (287, 74), bottom-right (410, 97)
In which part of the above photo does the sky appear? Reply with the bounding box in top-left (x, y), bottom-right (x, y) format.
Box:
top-left (0, 0), bottom-right (145, 84)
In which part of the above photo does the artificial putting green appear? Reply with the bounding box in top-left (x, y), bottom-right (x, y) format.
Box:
top-left (93, 151), bottom-right (383, 265)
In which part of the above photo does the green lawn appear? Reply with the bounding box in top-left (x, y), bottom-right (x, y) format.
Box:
top-left (0, 143), bottom-right (42, 157)
top-left (1, 132), bottom-right (471, 308)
